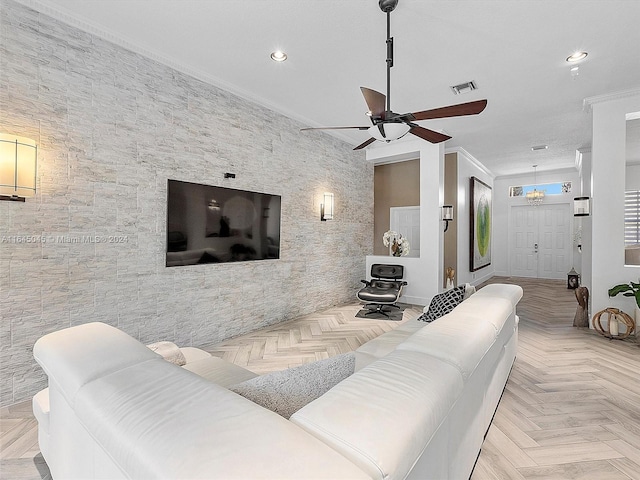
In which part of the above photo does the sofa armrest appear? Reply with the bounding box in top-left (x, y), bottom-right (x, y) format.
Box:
top-left (33, 322), bottom-right (159, 407)
top-left (292, 350), bottom-right (464, 480)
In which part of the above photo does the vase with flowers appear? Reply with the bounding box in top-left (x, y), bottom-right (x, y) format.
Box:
top-left (383, 230), bottom-right (410, 257)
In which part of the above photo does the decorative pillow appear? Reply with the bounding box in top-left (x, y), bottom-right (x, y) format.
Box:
top-left (229, 353), bottom-right (355, 419)
top-left (146, 341), bottom-right (187, 366)
top-left (418, 285), bottom-right (466, 322)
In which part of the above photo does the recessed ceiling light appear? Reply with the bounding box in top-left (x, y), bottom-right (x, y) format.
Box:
top-left (270, 50), bottom-right (287, 62)
top-left (531, 145), bottom-right (548, 151)
top-left (566, 51), bottom-right (588, 63)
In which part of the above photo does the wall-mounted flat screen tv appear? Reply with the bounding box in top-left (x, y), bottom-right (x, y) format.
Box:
top-left (166, 179), bottom-right (281, 267)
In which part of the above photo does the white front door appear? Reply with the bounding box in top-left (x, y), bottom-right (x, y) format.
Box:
top-left (509, 203), bottom-right (572, 279)
top-left (390, 206), bottom-right (420, 258)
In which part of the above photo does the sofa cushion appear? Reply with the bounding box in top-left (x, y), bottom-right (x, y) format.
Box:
top-left (449, 296), bottom-right (514, 335)
top-left (354, 321), bottom-right (424, 371)
top-left (33, 322), bottom-right (160, 407)
top-left (179, 346), bottom-right (212, 363)
top-left (418, 285), bottom-right (465, 322)
top-left (74, 354), bottom-right (370, 479)
top-left (146, 341), bottom-right (187, 366)
top-left (473, 283), bottom-right (523, 306)
top-left (291, 350), bottom-right (464, 480)
top-left (182, 356), bottom-right (258, 387)
top-left (397, 316), bottom-right (497, 381)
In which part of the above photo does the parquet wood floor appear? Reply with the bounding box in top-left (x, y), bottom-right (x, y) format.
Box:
top-left (1, 278), bottom-right (639, 479)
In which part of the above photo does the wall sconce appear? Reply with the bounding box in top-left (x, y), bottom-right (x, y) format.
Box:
top-left (0, 133), bottom-right (37, 202)
top-left (320, 192), bottom-right (334, 221)
top-left (442, 205), bottom-right (454, 232)
top-left (574, 197), bottom-right (590, 216)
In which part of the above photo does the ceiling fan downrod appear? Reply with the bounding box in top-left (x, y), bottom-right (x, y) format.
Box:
top-left (380, 0), bottom-right (398, 116)
top-left (299, 0), bottom-right (487, 150)
top-left (386, 11), bottom-right (393, 115)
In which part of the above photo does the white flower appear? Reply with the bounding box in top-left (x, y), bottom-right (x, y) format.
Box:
top-left (384, 230), bottom-right (410, 256)
top-left (398, 239), bottom-right (410, 256)
top-left (383, 230), bottom-right (397, 247)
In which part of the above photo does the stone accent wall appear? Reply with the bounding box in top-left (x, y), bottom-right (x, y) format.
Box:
top-left (0, 0), bottom-right (374, 406)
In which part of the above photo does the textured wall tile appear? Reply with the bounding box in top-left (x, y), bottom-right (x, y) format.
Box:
top-left (0, 0), bottom-right (373, 406)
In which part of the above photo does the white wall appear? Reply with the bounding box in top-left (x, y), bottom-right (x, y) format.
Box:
top-left (576, 149), bottom-right (592, 296)
top-left (493, 168), bottom-right (580, 278)
top-left (452, 148), bottom-right (495, 287)
top-left (366, 139), bottom-right (444, 305)
top-left (590, 91), bottom-right (640, 320)
top-left (626, 163), bottom-right (640, 189)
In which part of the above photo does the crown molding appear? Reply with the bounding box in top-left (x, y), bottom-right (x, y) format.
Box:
top-left (11, 0), bottom-right (357, 147)
top-left (575, 147), bottom-right (591, 176)
top-left (583, 88), bottom-right (640, 112)
top-left (494, 166), bottom-right (578, 181)
top-left (445, 146), bottom-right (495, 179)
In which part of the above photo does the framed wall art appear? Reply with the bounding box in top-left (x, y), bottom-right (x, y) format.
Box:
top-left (470, 176), bottom-right (492, 271)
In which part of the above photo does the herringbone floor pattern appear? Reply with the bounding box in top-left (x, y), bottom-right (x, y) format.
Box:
top-left (1, 278), bottom-right (639, 479)
top-left (202, 303), bottom-right (422, 374)
top-left (473, 277), bottom-right (640, 480)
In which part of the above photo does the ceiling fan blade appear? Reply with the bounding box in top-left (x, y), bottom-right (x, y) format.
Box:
top-left (301, 126), bottom-right (369, 131)
top-left (410, 99), bottom-right (488, 121)
top-left (409, 126), bottom-right (451, 143)
top-left (360, 87), bottom-right (386, 119)
top-left (353, 138), bottom-right (377, 150)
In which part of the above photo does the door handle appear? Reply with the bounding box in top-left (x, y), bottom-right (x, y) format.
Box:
top-left (534, 243), bottom-right (538, 253)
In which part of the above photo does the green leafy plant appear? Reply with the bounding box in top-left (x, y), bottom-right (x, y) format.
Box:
top-left (608, 282), bottom-right (640, 308)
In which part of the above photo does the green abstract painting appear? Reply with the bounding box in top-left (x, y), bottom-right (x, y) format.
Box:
top-left (471, 177), bottom-right (492, 271)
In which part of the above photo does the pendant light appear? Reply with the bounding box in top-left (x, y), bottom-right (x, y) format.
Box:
top-left (526, 165), bottom-right (544, 206)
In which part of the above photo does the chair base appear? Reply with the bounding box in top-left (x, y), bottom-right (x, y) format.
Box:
top-left (364, 303), bottom-right (401, 318)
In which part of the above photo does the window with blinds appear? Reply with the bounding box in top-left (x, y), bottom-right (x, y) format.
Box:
top-left (625, 190), bottom-right (640, 245)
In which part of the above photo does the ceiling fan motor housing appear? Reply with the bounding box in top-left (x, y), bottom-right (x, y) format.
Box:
top-left (379, 0), bottom-right (399, 13)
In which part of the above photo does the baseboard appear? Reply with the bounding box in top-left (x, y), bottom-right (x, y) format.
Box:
top-left (401, 295), bottom-right (428, 307)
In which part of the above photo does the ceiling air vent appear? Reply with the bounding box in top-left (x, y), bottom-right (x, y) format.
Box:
top-left (450, 81), bottom-right (477, 95)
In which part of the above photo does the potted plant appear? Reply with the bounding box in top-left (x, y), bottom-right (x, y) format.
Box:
top-left (608, 282), bottom-right (640, 308)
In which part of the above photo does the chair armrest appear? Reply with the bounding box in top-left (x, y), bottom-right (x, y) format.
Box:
top-left (360, 279), bottom-right (371, 286)
top-left (401, 281), bottom-right (408, 286)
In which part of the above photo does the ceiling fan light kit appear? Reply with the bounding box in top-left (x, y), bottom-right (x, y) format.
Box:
top-left (369, 123), bottom-right (410, 141)
top-left (300, 0), bottom-right (488, 150)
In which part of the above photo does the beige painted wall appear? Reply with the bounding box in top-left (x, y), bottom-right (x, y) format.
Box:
top-left (443, 153), bottom-right (458, 287)
top-left (373, 160), bottom-right (420, 255)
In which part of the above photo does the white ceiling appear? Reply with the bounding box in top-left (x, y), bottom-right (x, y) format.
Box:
top-left (16, 0), bottom-right (640, 177)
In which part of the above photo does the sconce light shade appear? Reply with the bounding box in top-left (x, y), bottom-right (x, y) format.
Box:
top-left (321, 192), bottom-right (334, 221)
top-left (442, 205), bottom-right (454, 232)
top-left (0, 133), bottom-right (37, 202)
top-left (574, 196), bottom-right (590, 216)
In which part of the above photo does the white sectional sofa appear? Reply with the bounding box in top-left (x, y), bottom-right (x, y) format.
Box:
top-left (33, 283), bottom-right (522, 480)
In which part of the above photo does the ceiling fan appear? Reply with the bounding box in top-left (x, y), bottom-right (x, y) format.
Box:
top-left (301, 0), bottom-right (487, 150)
